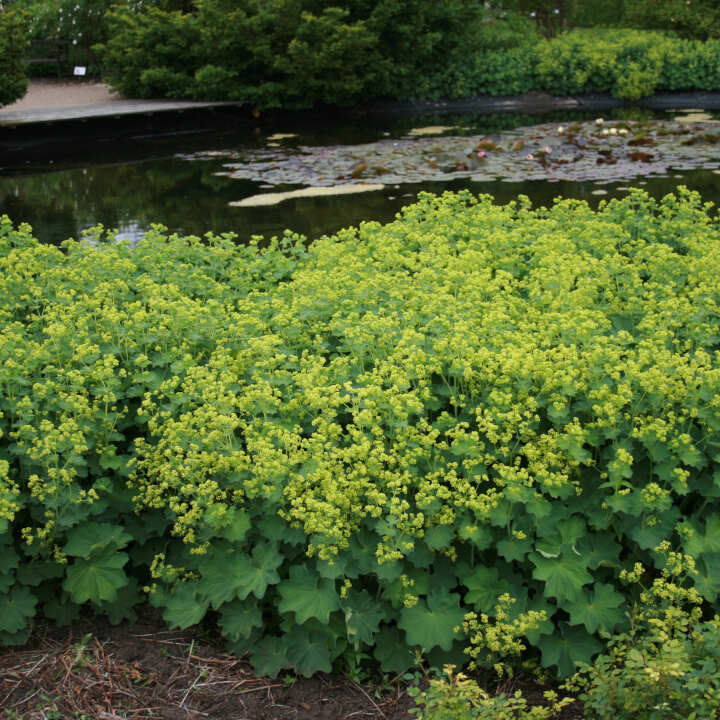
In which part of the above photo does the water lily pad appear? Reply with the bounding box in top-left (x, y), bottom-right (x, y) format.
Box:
top-left (183, 118), bottom-right (720, 193)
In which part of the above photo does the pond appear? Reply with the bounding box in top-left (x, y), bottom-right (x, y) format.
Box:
top-left (1, 106), bottom-right (720, 245)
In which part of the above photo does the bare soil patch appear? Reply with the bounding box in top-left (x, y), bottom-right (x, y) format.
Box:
top-left (0, 609), bottom-right (585, 720)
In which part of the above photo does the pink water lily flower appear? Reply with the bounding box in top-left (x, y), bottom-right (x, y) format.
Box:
top-left (477, 150), bottom-right (486, 158)
top-left (544, 146), bottom-right (552, 154)
top-left (526, 153), bottom-right (534, 160)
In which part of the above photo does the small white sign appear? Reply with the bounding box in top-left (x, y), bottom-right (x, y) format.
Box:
top-left (73, 66), bottom-right (87, 76)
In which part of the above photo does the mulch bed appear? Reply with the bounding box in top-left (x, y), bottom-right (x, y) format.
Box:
top-left (0, 609), bottom-right (584, 720)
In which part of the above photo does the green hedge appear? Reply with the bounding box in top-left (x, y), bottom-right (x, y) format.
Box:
top-left (97, 14), bottom-right (720, 106)
top-left (0, 10), bottom-right (29, 107)
top-left (2, 188), bottom-right (720, 680)
top-left (467, 28), bottom-right (720, 102)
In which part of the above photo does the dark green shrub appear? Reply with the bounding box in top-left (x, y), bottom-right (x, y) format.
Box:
top-left (99, 7), bottom-right (202, 98)
top-left (0, 10), bottom-right (29, 107)
top-left (97, 0), bottom-right (487, 107)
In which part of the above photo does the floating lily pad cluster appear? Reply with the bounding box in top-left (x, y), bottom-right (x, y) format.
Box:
top-left (181, 118), bottom-right (720, 188)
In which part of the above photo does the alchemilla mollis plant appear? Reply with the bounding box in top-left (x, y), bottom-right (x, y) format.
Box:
top-left (1, 188), bottom-right (720, 681)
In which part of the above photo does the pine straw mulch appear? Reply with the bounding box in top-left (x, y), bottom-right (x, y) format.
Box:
top-left (0, 609), bottom-right (584, 720)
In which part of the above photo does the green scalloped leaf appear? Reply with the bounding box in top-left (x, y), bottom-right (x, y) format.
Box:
top-left (63, 550), bottom-right (129, 604)
top-left (199, 550), bottom-right (254, 608)
top-left (566, 583), bottom-right (626, 634)
top-left (200, 542), bottom-right (282, 608)
top-left (375, 625), bottom-right (415, 673)
top-left (17, 559), bottom-right (64, 586)
top-left (0, 627), bottom-right (32, 646)
top-left (226, 628), bottom-right (262, 658)
top-left (94, 578), bottom-right (143, 625)
top-left (539, 624), bottom-right (602, 678)
top-left (286, 627), bottom-right (334, 677)
top-left (460, 564), bottom-right (510, 611)
top-left (278, 565), bottom-right (340, 624)
top-left (424, 525), bottom-right (455, 551)
top-left (63, 522), bottom-right (131, 558)
top-left (0, 545), bottom-right (19, 575)
top-left (383, 567), bottom-right (429, 609)
top-left (535, 515), bottom-right (587, 557)
top-left (694, 553), bottom-right (720, 602)
top-left (398, 591), bottom-right (464, 652)
top-left (576, 532), bottom-right (621, 570)
top-left (457, 516), bottom-right (494, 549)
top-left (219, 598), bottom-right (263, 641)
top-left (250, 635), bottom-right (290, 678)
top-left (317, 553), bottom-right (355, 579)
top-left (256, 515), bottom-right (305, 546)
top-left (496, 536), bottom-right (532, 562)
top-left (341, 589), bottom-right (386, 648)
top-left (218, 507), bottom-right (251, 543)
top-left (684, 515), bottom-right (720, 557)
top-left (628, 508), bottom-right (680, 550)
top-left (163, 583), bottom-right (209, 629)
top-left (0, 587), bottom-right (37, 633)
top-left (530, 552), bottom-right (592, 603)
top-left (43, 592), bottom-right (82, 626)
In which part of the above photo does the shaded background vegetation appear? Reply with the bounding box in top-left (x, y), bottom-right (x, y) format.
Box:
top-left (2, 0), bottom-right (720, 108)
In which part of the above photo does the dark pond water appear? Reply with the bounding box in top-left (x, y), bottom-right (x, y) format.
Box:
top-left (1, 106), bottom-right (720, 245)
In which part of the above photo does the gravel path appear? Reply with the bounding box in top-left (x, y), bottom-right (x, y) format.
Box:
top-left (0, 78), bottom-right (122, 112)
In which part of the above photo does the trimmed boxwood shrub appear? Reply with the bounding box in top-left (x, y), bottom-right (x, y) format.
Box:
top-left (0, 10), bottom-right (29, 107)
top-left (2, 188), bottom-right (720, 680)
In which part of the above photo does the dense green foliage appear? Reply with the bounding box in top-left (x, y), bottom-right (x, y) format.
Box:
top-left (2, 189), bottom-right (720, 681)
top-left (97, 6), bottom-right (720, 107)
top-left (568, 556), bottom-right (720, 719)
top-left (21, 0), bottom-right (110, 74)
top-left (0, 10), bottom-right (29, 107)
top-left (97, 0), bottom-right (486, 107)
top-left (7, 0), bottom-right (192, 77)
top-left (412, 557), bottom-right (720, 719)
top-left (440, 28), bottom-right (720, 102)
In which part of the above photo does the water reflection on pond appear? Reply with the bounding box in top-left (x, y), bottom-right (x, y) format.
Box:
top-left (1, 106), bottom-right (720, 245)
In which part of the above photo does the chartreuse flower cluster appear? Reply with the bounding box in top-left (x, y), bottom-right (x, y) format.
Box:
top-left (1, 189), bottom-right (720, 682)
